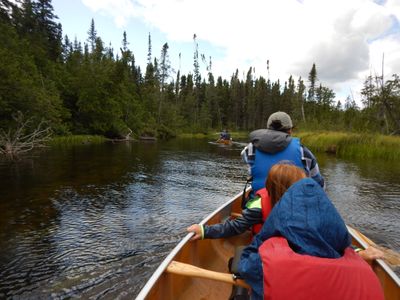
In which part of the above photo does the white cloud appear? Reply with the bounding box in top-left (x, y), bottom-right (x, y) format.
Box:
top-left (385, 0), bottom-right (400, 20)
top-left (369, 35), bottom-right (400, 77)
top-left (80, 0), bottom-right (400, 102)
top-left (82, 0), bottom-right (138, 27)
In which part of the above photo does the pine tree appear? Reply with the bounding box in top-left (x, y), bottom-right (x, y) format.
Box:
top-left (158, 42), bottom-right (171, 124)
top-left (307, 63), bottom-right (317, 102)
top-left (33, 0), bottom-right (62, 61)
top-left (255, 76), bottom-right (269, 129)
top-left (193, 34), bottom-right (201, 87)
top-left (147, 32), bottom-right (152, 65)
top-left (159, 43), bottom-right (171, 89)
top-left (296, 77), bottom-right (306, 122)
top-left (120, 31), bottom-right (132, 65)
top-left (87, 18), bottom-right (96, 53)
top-left (244, 67), bottom-right (255, 129)
top-left (0, 15), bottom-right (65, 132)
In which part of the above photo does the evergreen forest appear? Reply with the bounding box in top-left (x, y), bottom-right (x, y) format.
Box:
top-left (1, 0), bottom-right (400, 140)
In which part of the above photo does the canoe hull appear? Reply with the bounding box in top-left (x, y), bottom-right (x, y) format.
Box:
top-left (217, 139), bottom-right (232, 145)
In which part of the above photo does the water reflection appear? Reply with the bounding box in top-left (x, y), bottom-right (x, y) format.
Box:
top-left (322, 157), bottom-right (400, 251)
top-left (0, 139), bottom-right (399, 298)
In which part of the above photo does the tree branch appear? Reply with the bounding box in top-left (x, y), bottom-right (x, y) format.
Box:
top-left (0, 112), bottom-right (52, 160)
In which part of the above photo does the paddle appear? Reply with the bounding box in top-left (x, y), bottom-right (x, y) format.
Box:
top-left (166, 260), bottom-right (250, 289)
top-left (349, 227), bottom-right (400, 266)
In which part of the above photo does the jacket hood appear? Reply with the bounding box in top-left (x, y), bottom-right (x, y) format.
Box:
top-left (237, 178), bottom-right (350, 300)
top-left (264, 178), bottom-right (351, 258)
top-left (249, 129), bottom-right (292, 154)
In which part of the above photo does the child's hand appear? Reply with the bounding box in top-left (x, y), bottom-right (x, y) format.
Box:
top-left (359, 246), bottom-right (384, 262)
top-left (187, 224), bottom-right (202, 241)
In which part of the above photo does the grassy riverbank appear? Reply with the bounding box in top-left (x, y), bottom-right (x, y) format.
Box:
top-left (295, 131), bottom-right (400, 160)
top-left (48, 135), bottom-right (107, 146)
top-left (48, 132), bottom-right (400, 161)
top-left (179, 130), bottom-right (400, 161)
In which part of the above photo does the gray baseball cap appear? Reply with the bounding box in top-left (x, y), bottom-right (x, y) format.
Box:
top-left (267, 111), bottom-right (293, 130)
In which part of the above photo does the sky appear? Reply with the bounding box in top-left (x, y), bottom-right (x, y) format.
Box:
top-left (52, 0), bottom-right (400, 104)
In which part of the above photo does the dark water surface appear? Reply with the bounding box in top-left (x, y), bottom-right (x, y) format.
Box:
top-left (0, 139), bottom-right (399, 299)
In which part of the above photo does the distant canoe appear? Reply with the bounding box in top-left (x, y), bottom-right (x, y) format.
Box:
top-left (139, 136), bottom-right (157, 141)
top-left (216, 139), bottom-right (232, 145)
top-left (136, 189), bottom-right (400, 300)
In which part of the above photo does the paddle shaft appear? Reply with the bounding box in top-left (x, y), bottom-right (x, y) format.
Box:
top-left (166, 260), bottom-right (250, 289)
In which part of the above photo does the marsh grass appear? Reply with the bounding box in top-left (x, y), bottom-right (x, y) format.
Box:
top-left (47, 132), bottom-right (400, 160)
top-left (178, 131), bottom-right (249, 140)
top-left (178, 133), bottom-right (209, 139)
top-left (48, 135), bottom-right (106, 146)
top-left (296, 131), bottom-right (400, 160)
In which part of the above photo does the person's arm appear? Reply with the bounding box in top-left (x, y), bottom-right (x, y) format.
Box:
top-left (301, 145), bottom-right (325, 189)
top-left (241, 143), bottom-right (255, 165)
top-left (204, 206), bottom-right (262, 238)
top-left (241, 143), bottom-right (255, 179)
top-left (186, 201), bottom-right (263, 240)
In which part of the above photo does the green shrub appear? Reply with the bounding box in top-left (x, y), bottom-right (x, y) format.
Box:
top-left (296, 131), bottom-right (400, 160)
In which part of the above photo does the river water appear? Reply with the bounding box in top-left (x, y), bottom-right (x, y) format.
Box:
top-left (0, 138), bottom-right (399, 299)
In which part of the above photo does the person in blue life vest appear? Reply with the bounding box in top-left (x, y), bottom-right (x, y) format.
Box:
top-left (238, 178), bottom-right (384, 300)
top-left (241, 111), bottom-right (324, 194)
top-left (186, 163), bottom-right (307, 240)
top-left (218, 129), bottom-right (231, 142)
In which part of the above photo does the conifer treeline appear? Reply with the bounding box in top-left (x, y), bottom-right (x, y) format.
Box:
top-left (1, 0), bottom-right (399, 138)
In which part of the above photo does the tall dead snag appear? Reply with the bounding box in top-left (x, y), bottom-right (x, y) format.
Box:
top-left (0, 112), bottom-right (52, 160)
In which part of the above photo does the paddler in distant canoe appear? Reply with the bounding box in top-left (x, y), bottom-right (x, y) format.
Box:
top-left (216, 129), bottom-right (232, 144)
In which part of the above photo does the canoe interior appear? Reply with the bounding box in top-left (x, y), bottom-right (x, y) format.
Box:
top-left (146, 234), bottom-right (252, 299)
top-left (139, 190), bottom-right (400, 300)
top-left (143, 191), bottom-right (250, 300)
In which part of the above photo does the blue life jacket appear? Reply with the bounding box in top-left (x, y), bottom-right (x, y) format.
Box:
top-left (251, 137), bottom-right (303, 192)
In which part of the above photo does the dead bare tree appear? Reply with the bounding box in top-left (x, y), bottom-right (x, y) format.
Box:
top-left (125, 127), bottom-right (133, 140)
top-left (376, 54), bottom-right (400, 135)
top-left (0, 112), bottom-right (52, 160)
